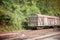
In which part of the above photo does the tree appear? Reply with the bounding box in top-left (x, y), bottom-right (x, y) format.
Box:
top-left (0, 0), bottom-right (60, 32)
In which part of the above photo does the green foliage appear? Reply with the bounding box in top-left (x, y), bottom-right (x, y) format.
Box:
top-left (0, 0), bottom-right (60, 32)
top-left (0, 13), bottom-right (12, 26)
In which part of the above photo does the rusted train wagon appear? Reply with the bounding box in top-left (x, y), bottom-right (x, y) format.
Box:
top-left (28, 14), bottom-right (60, 29)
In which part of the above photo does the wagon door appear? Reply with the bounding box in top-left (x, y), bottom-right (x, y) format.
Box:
top-left (48, 18), bottom-right (55, 26)
top-left (55, 18), bottom-right (60, 26)
top-left (44, 17), bottom-right (48, 26)
top-left (38, 17), bottom-right (44, 26)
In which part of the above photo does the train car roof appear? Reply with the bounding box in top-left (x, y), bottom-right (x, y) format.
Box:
top-left (29, 14), bottom-right (59, 18)
top-left (37, 14), bottom-right (59, 18)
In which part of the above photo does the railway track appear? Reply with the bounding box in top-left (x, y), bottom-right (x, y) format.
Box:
top-left (0, 28), bottom-right (60, 40)
top-left (23, 32), bottom-right (60, 40)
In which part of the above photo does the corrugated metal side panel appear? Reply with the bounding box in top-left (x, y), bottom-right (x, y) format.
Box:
top-left (28, 15), bottom-right (38, 27)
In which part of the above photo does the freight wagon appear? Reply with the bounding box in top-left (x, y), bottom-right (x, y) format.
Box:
top-left (28, 14), bottom-right (60, 29)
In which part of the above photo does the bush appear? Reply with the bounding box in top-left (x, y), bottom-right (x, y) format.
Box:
top-left (0, 13), bottom-right (12, 26)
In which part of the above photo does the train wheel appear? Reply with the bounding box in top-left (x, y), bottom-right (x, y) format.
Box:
top-left (37, 27), bottom-right (44, 30)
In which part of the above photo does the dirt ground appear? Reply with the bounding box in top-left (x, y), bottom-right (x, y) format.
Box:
top-left (0, 29), bottom-right (60, 40)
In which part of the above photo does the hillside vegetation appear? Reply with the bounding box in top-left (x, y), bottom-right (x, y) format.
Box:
top-left (0, 0), bottom-right (60, 32)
